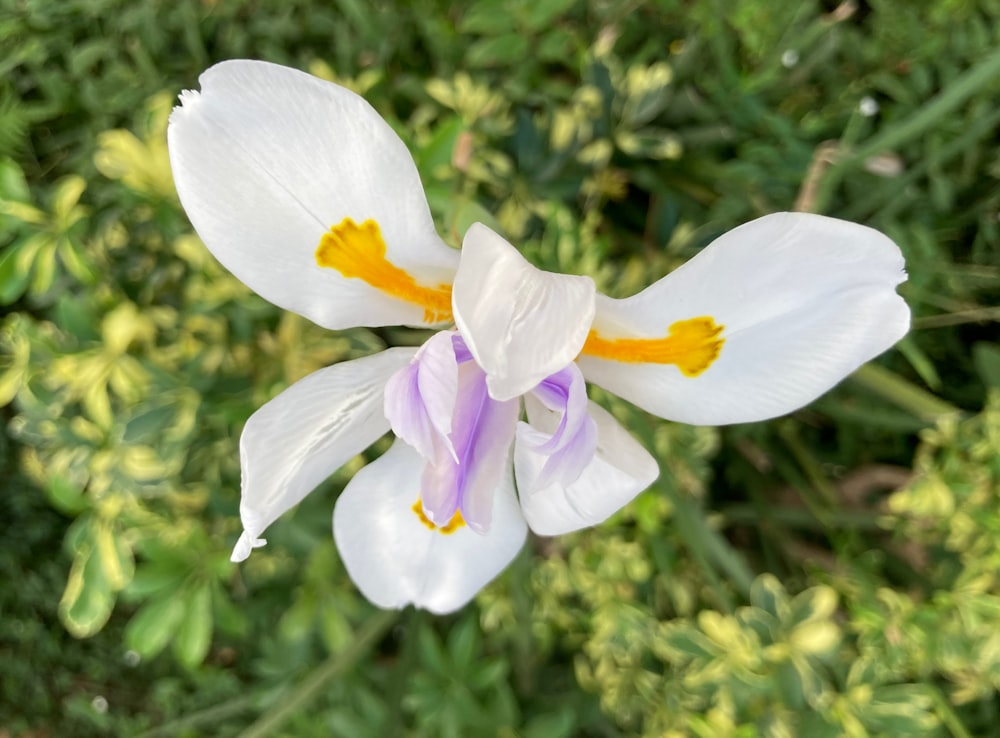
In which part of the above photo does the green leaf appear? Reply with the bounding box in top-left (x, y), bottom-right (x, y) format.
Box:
top-left (278, 589), bottom-right (318, 643)
top-left (416, 116), bottom-right (465, 177)
top-left (124, 562), bottom-right (187, 600)
top-left (522, 708), bottom-right (576, 738)
top-left (749, 574), bottom-right (786, 617)
top-left (788, 586), bottom-right (837, 625)
top-left (522, 0), bottom-right (578, 32)
top-left (537, 27), bottom-right (577, 62)
top-left (94, 521), bottom-right (135, 592)
top-left (0, 157), bottom-right (29, 202)
top-left (28, 239), bottom-right (57, 295)
top-left (59, 236), bottom-right (96, 283)
top-left (466, 34), bottom-right (530, 68)
top-left (447, 198), bottom-right (502, 243)
top-left (51, 174), bottom-right (86, 220)
top-left (45, 474), bottom-right (89, 515)
top-left (173, 583), bottom-right (213, 668)
top-left (973, 342), bottom-right (1000, 388)
top-left (447, 616), bottom-right (479, 673)
top-left (0, 241), bottom-right (31, 304)
top-left (53, 293), bottom-right (99, 340)
top-left (123, 404), bottom-right (176, 443)
top-left (125, 593), bottom-right (185, 659)
top-left (317, 596), bottom-right (353, 653)
top-left (660, 624), bottom-right (716, 660)
top-left (416, 622), bottom-right (448, 677)
top-left (458, 3), bottom-right (518, 35)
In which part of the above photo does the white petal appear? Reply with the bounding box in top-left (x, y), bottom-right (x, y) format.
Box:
top-left (168, 60), bottom-right (458, 330)
top-left (516, 399), bottom-right (659, 536)
top-left (333, 440), bottom-right (527, 614)
top-left (233, 347), bottom-right (416, 561)
top-left (578, 213), bottom-right (910, 425)
top-left (452, 223), bottom-right (595, 401)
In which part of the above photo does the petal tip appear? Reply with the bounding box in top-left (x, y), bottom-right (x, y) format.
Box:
top-left (169, 89), bottom-right (201, 124)
top-left (231, 531), bottom-right (266, 562)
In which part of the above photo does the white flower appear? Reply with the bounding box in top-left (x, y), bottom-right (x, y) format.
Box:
top-left (168, 60), bottom-right (910, 614)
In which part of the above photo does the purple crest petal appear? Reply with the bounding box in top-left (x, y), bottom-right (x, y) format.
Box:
top-left (386, 329), bottom-right (520, 536)
top-left (523, 362), bottom-right (598, 490)
top-left (384, 330), bottom-right (459, 463)
top-left (421, 362), bottom-right (518, 533)
top-left (451, 332), bottom-right (474, 364)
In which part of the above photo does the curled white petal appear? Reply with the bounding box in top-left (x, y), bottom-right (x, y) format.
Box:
top-left (453, 223), bottom-right (595, 401)
top-left (579, 213), bottom-right (910, 425)
top-left (233, 348), bottom-right (416, 562)
top-left (516, 399), bottom-right (659, 536)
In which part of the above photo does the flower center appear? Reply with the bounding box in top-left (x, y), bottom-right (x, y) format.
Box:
top-left (580, 316), bottom-right (725, 376)
top-left (384, 331), bottom-right (519, 535)
top-left (315, 217), bottom-right (453, 324)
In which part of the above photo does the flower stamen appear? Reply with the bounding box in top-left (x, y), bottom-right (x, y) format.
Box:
top-left (316, 217), bottom-right (453, 323)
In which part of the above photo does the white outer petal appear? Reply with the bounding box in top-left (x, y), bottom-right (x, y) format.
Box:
top-left (579, 213), bottom-right (910, 425)
top-left (333, 440), bottom-right (527, 614)
top-left (232, 348), bottom-right (416, 561)
top-left (168, 60), bottom-right (458, 330)
top-left (516, 399), bottom-right (659, 536)
top-left (453, 223), bottom-right (595, 401)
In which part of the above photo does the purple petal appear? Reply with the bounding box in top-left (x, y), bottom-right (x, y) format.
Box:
top-left (420, 433), bottom-right (462, 524)
top-left (528, 411), bottom-right (598, 491)
top-left (384, 330), bottom-right (458, 462)
top-left (421, 362), bottom-right (518, 533)
top-left (452, 332), bottom-right (474, 365)
top-left (522, 363), bottom-right (598, 490)
top-left (415, 332), bottom-right (461, 446)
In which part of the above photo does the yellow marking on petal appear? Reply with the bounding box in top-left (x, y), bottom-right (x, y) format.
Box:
top-left (581, 316), bottom-right (725, 377)
top-left (412, 499), bottom-right (465, 535)
top-left (315, 217), bottom-right (453, 324)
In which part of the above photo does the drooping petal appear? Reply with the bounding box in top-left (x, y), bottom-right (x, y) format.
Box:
top-left (452, 223), bottom-right (596, 401)
top-left (384, 330), bottom-right (458, 463)
top-left (578, 213), bottom-right (910, 425)
top-left (516, 399), bottom-right (659, 536)
top-left (168, 60), bottom-right (458, 330)
top-left (232, 347), bottom-right (416, 562)
top-left (420, 362), bottom-right (519, 533)
top-left (333, 440), bottom-right (527, 614)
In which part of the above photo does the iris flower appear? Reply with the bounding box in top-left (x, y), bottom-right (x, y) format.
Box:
top-left (168, 61), bottom-right (909, 614)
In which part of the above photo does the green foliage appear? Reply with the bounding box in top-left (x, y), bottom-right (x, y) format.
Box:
top-left (2, 0), bottom-right (1000, 735)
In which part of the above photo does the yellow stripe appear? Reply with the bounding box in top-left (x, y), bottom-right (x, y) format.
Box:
top-left (315, 217), bottom-right (453, 324)
top-left (412, 499), bottom-right (466, 534)
top-left (581, 316), bottom-right (724, 377)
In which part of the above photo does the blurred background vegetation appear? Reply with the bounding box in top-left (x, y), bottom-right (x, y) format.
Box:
top-left (2, 0), bottom-right (1000, 735)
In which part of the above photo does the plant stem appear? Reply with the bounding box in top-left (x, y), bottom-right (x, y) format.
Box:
top-left (923, 683), bottom-right (973, 738)
top-left (850, 364), bottom-right (962, 423)
top-left (664, 478), bottom-right (755, 599)
top-left (136, 692), bottom-right (261, 738)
